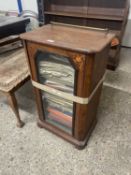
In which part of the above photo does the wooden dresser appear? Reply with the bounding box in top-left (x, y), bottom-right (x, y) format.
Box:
top-left (21, 24), bottom-right (114, 149)
top-left (37, 0), bottom-right (130, 70)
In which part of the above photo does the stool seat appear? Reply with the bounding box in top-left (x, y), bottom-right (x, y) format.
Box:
top-left (0, 49), bottom-right (29, 92)
top-left (0, 48), bottom-right (30, 128)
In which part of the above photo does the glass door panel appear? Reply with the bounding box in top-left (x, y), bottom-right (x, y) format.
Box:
top-left (35, 50), bottom-right (76, 134)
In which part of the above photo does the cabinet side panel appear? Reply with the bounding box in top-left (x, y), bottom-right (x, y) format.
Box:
top-left (74, 46), bottom-right (109, 141)
top-left (91, 46), bottom-right (109, 91)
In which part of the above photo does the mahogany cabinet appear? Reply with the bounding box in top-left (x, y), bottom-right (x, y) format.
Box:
top-left (21, 24), bottom-right (114, 149)
top-left (37, 0), bottom-right (130, 70)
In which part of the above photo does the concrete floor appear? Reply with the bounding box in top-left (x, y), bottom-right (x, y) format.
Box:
top-left (0, 48), bottom-right (131, 175)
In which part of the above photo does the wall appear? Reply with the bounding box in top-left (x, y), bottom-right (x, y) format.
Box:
top-left (0, 0), bottom-right (18, 11)
top-left (0, 0), bottom-right (38, 13)
top-left (122, 0), bottom-right (131, 46)
top-left (129, 0), bottom-right (131, 19)
top-left (22, 0), bottom-right (38, 13)
top-left (129, 11), bottom-right (131, 19)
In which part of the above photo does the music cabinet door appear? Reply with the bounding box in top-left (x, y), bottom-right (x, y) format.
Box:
top-left (26, 42), bottom-right (86, 135)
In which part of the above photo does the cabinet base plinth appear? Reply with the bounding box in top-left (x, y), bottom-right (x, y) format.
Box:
top-left (107, 63), bottom-right (117, 71)
top-left (37, 118), bottom-right (97, 149)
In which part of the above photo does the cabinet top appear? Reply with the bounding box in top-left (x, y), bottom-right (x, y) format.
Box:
top-left (21, 24), bottom-right (115, 53)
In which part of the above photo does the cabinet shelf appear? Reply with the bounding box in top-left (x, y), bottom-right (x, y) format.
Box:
top-left (44, 9), bottom-right (124, 21)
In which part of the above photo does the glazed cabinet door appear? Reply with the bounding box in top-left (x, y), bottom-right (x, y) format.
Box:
top-left (35, 50), bottom-right (75, 134)
top-left (26, 42), bottom-right (86, 135)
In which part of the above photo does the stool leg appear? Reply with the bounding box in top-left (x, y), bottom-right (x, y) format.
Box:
top-left (7, 92), bottom-right (25, 128)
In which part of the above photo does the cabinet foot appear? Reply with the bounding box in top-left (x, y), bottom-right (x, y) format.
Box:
top-left (16, 121), bottom-right (25, 128)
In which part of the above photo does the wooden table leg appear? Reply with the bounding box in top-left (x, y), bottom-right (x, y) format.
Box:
top-left (7, 92), bottom-right (25, 128)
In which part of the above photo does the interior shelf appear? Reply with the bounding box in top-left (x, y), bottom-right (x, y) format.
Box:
top-left (44, 11), bottom-right (123, 21)
top-left (45, 11), bottom-right (88, 18)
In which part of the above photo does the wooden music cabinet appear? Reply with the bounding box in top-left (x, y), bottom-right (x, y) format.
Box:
top-left (37, 0), bottom-right (130, 70)
top-left (21, 24), bottom-right (114, 149)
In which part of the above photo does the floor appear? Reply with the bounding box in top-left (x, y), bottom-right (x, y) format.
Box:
top-left (0, 48), bottom-right (131, 175)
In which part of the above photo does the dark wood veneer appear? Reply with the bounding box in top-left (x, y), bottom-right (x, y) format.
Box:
top-left (21, 24), bottom-right (114, 149)
top-left (37, 0), bottom-right (129, 70)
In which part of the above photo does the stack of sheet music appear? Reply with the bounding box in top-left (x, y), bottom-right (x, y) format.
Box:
top-left (38, 52), bottom-right (75, 133)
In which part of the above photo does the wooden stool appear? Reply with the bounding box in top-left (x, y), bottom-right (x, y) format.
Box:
top-left (0, 48), bottom-right (30, 127)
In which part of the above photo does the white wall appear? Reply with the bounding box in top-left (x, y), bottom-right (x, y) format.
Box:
top-left (122, 0), bottom-right (131, 46)
top-left (22, 0), bottom-right (38, 13)
top-left (129, 0), bottom-right (131, 19)
top-left (0, 0), bottom-right (38, 13)
top-left (129, 0), bottom-right (131, 18)
top-left (0, 0), bottom-right (18, 11)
